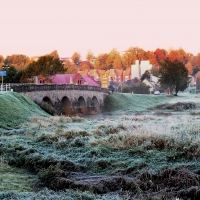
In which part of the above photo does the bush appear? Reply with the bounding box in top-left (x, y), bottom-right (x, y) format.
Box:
top-left (39, 102), bottom-right (57, 115)
top-left (122, 83), bottom-right (150, 94)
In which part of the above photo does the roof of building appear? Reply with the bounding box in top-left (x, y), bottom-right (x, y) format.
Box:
top-left (50, 74), bottom-right (75, 84)
top-left (79, 75), bottom-right (100, 86)
top-left (49, 73), bottom-right (100, 87)
top-left (195, 72), bottom-right (200, 78)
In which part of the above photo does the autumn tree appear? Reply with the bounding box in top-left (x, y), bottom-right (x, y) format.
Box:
top-left (0, 55), bottom-right (4, 69)
top-left (71, 52), bottom-right (81, 66)
top-left (185, 62), bottom-right (193, 75)
top-left (159, 59), bottom-right (189, 96)
top-left (121, 47), bottom-right (147, 69)
top-left (93, 53), bottom-right (109, 70)
top-left (79, 61), bottom-right (93, 71)
top-left (86, 51), bottom-right (95, 62)
top-left (106, 49), bottom-right (123, 70)
top-left (63, 60), bottom-right (78, 74)
top-left (20, 55), bottom-right (65, 83)
top-left (187, 53), bottom-right (195, 66)
top-left (113, 55), bottom-right (123, 69)
top-left (127, 47), bottom-right (147, 61)
top-left (194, 53), bottom-right (200, 68)
top-left (121, 51), bottom-right (136, 69)
top-left (146, 51), bottom-right (157, 65)
top-left (49, 50), bottom-right (59, 59)
top-left (4, 54), bottom-right (30, 70)
top-left (154, 48), bottom-right (167, 64)
top-left (167, 48), bottom-right (188, 64)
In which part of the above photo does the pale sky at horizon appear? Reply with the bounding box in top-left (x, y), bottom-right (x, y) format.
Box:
top-left (1, 0), bottom-right (200, 59)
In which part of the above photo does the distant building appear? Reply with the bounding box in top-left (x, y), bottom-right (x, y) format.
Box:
top-left (123, 68), bottom-right (131, 81)
top-left (142, 75), bottom-right (159, 92)
top-left (37, 73), bottom-right (100, 87)
top-left (131, 60), bottom-right (152, 79)
top-left (195, 72), bottom-right (200, 92)
top-left (30, 56), bottom-right (40, 61)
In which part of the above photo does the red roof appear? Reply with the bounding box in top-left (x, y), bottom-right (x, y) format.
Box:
top-left (50, 73), bottom-right (100, 87)
top-left (50, 74), bottom-right (75, 84)
top-left (81, 75), bottom-right (100, 86)
top-left (195, 72), bottom-right (200, 78)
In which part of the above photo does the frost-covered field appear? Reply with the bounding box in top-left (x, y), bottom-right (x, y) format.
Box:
top-left (1, 92), bottom-right (200, 199)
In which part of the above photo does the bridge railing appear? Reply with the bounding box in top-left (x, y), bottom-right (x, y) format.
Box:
top-left (0, 84), bottom-right (12, 92)
top-left (11, 84), bottom-right (111, 94)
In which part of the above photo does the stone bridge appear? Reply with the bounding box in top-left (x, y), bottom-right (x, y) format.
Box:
top-left (12, 84), bottom-right (110, 115)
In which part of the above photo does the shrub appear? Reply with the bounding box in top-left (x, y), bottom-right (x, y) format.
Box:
top-left (39, 102), bottom-right (57, 115)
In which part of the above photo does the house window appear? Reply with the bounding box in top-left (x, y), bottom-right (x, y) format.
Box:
top-left (78, 79), bottom-right (83, 85)
top-left (40, 80), bottom-right (45, 84)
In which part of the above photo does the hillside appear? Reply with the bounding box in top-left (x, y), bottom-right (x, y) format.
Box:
top-left (103, 93), bottom-right (171, 113)
top-left (103, 92), bottom-right (200, 114)
top-left (0, 92), bottom-right (49, 130)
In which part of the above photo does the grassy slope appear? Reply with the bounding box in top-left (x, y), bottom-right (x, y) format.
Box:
top-left (0, 92), bottom-right (49, 129)
top-left (104, 93), bottom-right (171, 113)
top-left (0, 164), bottom-right (38, 192)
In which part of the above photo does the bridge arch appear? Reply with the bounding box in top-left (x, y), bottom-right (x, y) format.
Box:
top-left (43, 96), bottom-right (53, 106)
top-left (92, 96), bottom-right (100, 112)
top-left (61, 96), bottom-right (73, 115)
top-left (78, 96), bottom-right (87, 114)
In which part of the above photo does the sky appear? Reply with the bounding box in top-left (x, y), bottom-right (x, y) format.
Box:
top-left (1, 0), bottom-right (200, 59)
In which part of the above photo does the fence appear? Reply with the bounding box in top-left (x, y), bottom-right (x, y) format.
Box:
top-left (0, 84), bottom-right (12, 92)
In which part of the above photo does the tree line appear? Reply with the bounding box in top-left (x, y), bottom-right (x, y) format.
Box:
top-left (0, 47), bottom-right (198, 86)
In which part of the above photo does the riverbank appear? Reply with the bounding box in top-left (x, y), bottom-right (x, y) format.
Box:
top-left (1, 92), bottom-right (200, 199)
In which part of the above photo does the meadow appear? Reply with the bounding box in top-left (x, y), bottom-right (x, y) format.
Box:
top-left (1, 92), bottom-right (200, 200)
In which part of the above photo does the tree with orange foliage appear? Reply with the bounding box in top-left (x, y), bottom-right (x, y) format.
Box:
top-left (121, 51), bottom-right (136, 69)
top-left (194, 53), bottom-right (200, 68)
top-left (86, 51), bottom-right (95, 63)
top-left (79, 61), bottom-right (93, 71)
top-left (122, 47), bottom-right (147, 69)
top-left (127, 47), bottom-right (147, 61)
top-left (0, 55), bottom-right (4, 69)
top-left (64, 60), bottom-right (78, 74)
top-left (167, 48), bottom-right (188, 64)
top-left (154, 48), bottom-right (167, 64)
top-left (71, 52), bottom-right (81, 66)
top-left (145, 51), bottom-right (157, 65)
top-left (5, 54), bottom-right (30, 70)
top-left (93, 53), bottom-right (109, 70)
top-left (113, 55), bottom-right (123, 69)
top-left (185, 62), bottom-right (193, 75)
top-left (106, 49), bottom-right (122, 69)
top-left (187, 53), bottom-right (195, 66)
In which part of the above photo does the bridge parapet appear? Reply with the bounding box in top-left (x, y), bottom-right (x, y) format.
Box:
top-left (12, 84), bottom-right (110, 93)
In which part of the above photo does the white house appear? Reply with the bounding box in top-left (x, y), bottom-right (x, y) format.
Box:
top-left (131, 60), bottom-right (152, 79)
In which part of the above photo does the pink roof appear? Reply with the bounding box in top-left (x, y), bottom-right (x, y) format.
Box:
top-left (50, 73), bottom-right (100, 87)
top-left (50, 74), bottom-right (75, 84)
top-left (81, 75), bottom-right (100, 86)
